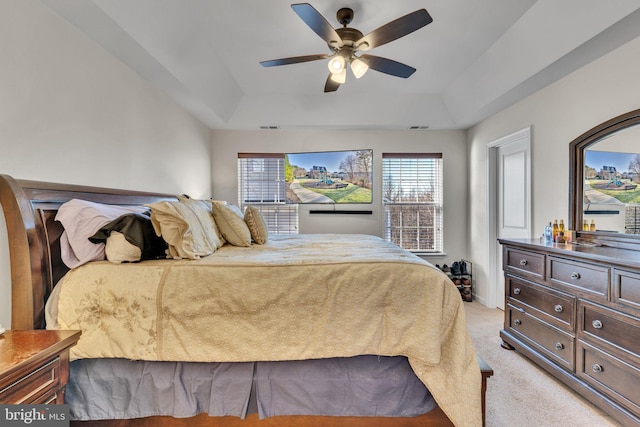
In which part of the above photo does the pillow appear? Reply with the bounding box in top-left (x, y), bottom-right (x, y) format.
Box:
top-left (244, 206), bottom-right (269, 244)
top-left (177, 196), bottom-right (225, 248)
top-left (146, 198), bottom-right (222, 259)
top-left (89, 212), bottom-right (168, 262)
top-left (55, 199), bottom-right (148, 268)
top-left (212, 201), bottom-right (252, 247)
top-left (104, 231), bottom-right (142, 264)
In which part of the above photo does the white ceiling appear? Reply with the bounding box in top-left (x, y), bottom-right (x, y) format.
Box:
top-left (41, 0), bottom-right (640, 130)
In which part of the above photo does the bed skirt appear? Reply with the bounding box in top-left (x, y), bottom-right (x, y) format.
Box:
top-left (66, 355), bottom-right (437, 421)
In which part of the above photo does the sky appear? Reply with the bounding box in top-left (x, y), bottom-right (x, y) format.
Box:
top-left (585, 150), bottom-right (638, 172)
top-left (287, 150), bottom-right (371, 172)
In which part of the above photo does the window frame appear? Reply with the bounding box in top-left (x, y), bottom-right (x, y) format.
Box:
top-left (382, 153), bottom-right (444, 254)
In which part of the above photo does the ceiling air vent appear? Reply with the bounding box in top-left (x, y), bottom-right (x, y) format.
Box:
top-left (260, 126), bottom-right (279, 130)
top-left (408, 126), bottom-right (429, 130)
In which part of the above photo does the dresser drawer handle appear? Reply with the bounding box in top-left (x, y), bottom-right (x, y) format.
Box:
top-left (592, 319), bottom-right (603, 329)
top-left (514, 319), bottom-right (522, 326)
top-left (592, 364), bottom-right (603, 374)
top-left (554, 304), bottom-right (563, 313)
top-left (513, 287), bottom-right (521, 295)
top-left (570, 272), bottom-right (581, 280)
top-left (519, 259), bottom-right (528, 266)
top-left (554, 342), bottom-right (564, 350)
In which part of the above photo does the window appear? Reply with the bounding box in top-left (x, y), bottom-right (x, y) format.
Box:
top-left (382, 153), bottom-right (443, 253)
top-left (238, 153), bottom-right (298, 234)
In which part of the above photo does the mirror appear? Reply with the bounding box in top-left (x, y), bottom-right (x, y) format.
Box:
top-left (570, 108), bottom-right (640, 248)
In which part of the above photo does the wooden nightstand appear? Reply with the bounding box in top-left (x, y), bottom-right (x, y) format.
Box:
top-left (0, 330), bottom-right (81, 404)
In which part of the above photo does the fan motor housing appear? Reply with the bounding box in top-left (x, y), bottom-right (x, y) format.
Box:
top-left (335, 27), bottom-right (363, 47)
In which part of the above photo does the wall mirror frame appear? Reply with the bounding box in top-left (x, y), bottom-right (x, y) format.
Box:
top-left (569, 108), bottom-right (640, 250)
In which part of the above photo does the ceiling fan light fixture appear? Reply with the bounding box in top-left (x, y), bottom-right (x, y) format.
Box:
top-left (327, 55), bottom-right (346, 74)
top-left (350, 57), bottom-right (368, 79)
top-left (330, 68), bottom-right (347, 83)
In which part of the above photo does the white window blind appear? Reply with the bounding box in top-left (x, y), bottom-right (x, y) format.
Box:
top-left (238, 153), bottom-right (298, 234)
top-left (382, 153), bottom-right (443, 253)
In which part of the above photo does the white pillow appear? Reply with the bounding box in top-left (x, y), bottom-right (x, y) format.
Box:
top-left (55, 199), bottom-right (148, 268)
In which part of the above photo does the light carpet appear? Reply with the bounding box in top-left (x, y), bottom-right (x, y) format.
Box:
top-left (463, 301), bottom-right (622, 427)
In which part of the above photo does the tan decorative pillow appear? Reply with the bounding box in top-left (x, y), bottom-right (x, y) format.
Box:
top-left (212, 201), bottom-right (252, 247)
top-left (244, 206), bottom-right (269, 244)
top-left (146, 198), bottom-right (221, 259)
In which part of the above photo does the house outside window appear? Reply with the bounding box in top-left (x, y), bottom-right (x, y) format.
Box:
top-left (382, 153), bottom-right (443, 253)
top-left (238, 153), bottom-right (298, 234)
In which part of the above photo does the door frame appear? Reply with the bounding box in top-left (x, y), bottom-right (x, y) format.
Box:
top-left (486, 127), bottom-right (532, 309)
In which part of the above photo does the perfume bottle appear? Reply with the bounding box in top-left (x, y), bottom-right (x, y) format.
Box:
top-left (590, 219), bottom-right (596, 231)
top-left (544, 222), bottom-right (553, 243)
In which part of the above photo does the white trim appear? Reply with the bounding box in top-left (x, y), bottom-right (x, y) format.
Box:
top-left (486, 127), bottom-right (531, 309)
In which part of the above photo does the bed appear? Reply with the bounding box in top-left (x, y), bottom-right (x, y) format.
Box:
top-left (0, 173), bottom-right (488, 427)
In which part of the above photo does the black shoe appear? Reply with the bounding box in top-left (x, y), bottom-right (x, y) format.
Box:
top-left (451, 261), bottom-right (462, 277)
top-left (459, 260), bottom-right (469, 276)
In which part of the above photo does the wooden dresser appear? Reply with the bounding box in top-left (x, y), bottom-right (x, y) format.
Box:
top-left (0, 330), bottom-right (81, 404)
top-left (498, 238), bottom-right (640, 427)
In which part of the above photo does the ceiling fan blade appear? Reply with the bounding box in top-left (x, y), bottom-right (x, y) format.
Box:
top-left (359, 54), bottom-right (416, 78)
top-left (356, 9), bottom-right (432, 51)
top-left (324, 74), bottom-right (341, 92)
top-left (260, 54), bottom-right (330, 67)
top-left (291, 3), bottom-right (343, 47)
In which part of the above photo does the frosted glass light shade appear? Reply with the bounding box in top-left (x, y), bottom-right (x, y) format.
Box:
top-left (330, 68), bottom-right (346, 83)
top-left (351, 58), bottom-right (368, 78)
top-left (327, 55), bottom-right (346, 73)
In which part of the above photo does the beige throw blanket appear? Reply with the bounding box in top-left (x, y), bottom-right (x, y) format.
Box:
top-left (50, 234), bottom-right (481, 426)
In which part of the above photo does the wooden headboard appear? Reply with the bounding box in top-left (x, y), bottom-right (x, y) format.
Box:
top-left (0, 174), bottom-right (177, 330)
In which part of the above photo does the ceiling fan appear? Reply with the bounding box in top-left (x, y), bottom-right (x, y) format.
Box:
top-left (260, 3), bottom-right (433, 92)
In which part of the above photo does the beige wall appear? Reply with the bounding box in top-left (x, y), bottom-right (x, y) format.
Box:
top-left (211, 128), bottom-right (469, 262)
top-left (0, 0), bottom-right (212, 327)
top-left (468, 35), bottom-right (640, 306)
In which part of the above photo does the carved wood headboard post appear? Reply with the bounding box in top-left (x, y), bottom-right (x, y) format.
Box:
top-left (0, 174), bottom-right (46, 329)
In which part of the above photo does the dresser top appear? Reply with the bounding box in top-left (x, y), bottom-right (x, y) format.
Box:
top-left (498, 238), bottom-right (640, 269)
top-left (0, 330), bottom-right (81, 374)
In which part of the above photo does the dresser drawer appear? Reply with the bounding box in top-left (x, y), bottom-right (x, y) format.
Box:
top-left (577, 341), bottom-right (640, 415)
top-left (0, 357), bottom-right (60, 404)
top-left (505, 248), bottom-right (545, 280)
top-left (549, 257), bottom-right (609, 299)
top-left (507, 277), bottom-right (575, 331)
top-left (613, 268), bottom-right (640, 313)
top-left (579, 301), bottom-right (640, 359)
top-left (507, 303), bottom-right (574, 370)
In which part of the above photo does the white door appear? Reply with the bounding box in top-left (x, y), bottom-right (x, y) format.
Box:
top-left (487, 128), bottom-right (531, 310)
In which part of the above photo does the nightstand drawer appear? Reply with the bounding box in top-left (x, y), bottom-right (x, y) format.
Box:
top-left (505, 248), bottom-right (545, 280)
top-left (0, 357), bottom-right (60, 404)
top-left (577, 341), bottom-right (640, 415)
top-left (507, 277), bottom-right (575, 331)
top-left (579, 301), bottom-right (640, 359)
top-left (507, 303), bottom-right (574, 370)
top-left (549, 257), bottom-right (609, 299)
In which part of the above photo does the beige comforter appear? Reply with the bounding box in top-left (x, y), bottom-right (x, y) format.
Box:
top-left (49, 234), bottom-right (481, 426)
